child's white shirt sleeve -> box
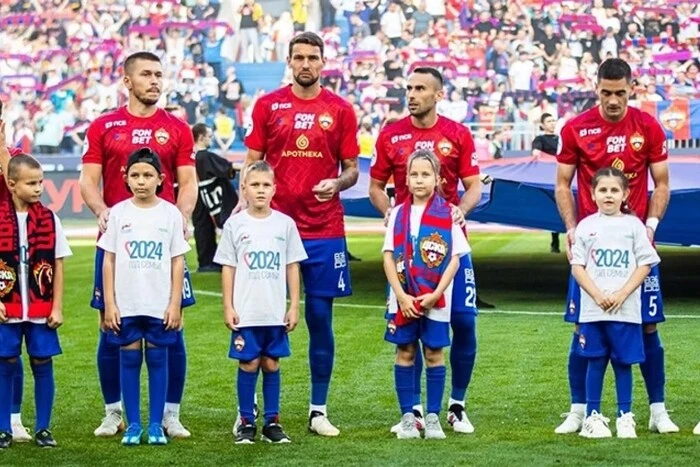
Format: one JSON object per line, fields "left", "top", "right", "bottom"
{"left": 450, "top": 224, "right": 471, "bottom": 257}
{"left": 570, "top": 224, "right": 588, "bottom": 266}
{"left": 53, "top": 214, "right": 72, "bottom": 259}
{"left": 286, "top": 217, "right": 308, "bottom": 264}
{"left": 213, "top": 218, "right": 238, "bottom": 267}
{"left": 96, "top": 208, "right": 118, "bottom": 253}
{"left": 382, "top": 207, "right": 400, "bottom": 252}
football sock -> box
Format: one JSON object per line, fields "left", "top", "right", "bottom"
{"left": 0, "top": 360, "right": 15, "bottom": 432}
{"left": 394, "top": 364, "right": 414, "bottom": 415}
{"left": 585, "top": 356, "right": 608, "bottom": 416}
{"left": 450, "top": 313, "right": 477, "bottom": 402}
{"left": 412, "top": 351, "right": 423, "bottom": 407}
{"left": 31, "top": 360, "right": 54, "bottom": 432}
{"left": 166, "top": 332, "right": 187, "bottom": 405}
{"left": 640, "top": 331, "right": 665, "bottom": 404}
{"left": 569, "top": 333, "right": 588, "bottom": 404}
{"left": 262, "top": 369, "right": 281, "bottom": 424}
{"left": 238, "top": 368, "right": 259, "bottom": 422}
{"left": 11, "top": 356, "right": 22, "bottom": 415}
{"left": 611, "top": 360, "right": 632, "bottom": 415}
{"left": 305, "top": 295, "right": 334, "bottom": 406}
{"left": 145, "top": 346, "right": 168, "bottom": 427}
{"left": 426, "top": 365, "right": 446, "bottom": 415}
{"left": 120, "top": 348, "right": 143, "bottom": 426}
{"left": 98, "top": 331, "right": 121, "bottom": 406}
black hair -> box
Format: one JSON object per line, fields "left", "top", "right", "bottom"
{"left": 597, "top": 58, "right": 632, "bottom": 84}
{"left": 411, "top": 67, "right": 444, "bottom": 88}
{"left": 124, "top": 51, "right": 162, "bottom": 75}
{"left": 288, "top": 32, "right": 325, "bottom": 59}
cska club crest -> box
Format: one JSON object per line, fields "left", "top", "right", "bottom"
{"left": 579, "top": 333, "right": 586, "bottom": 349}
{"left": 234, "top": 335, "right": 246, "bottom": 352}
{"left": 0, "top": 260, "right": 17, "bottom": 298}
{"left": 420, "top": 233, "right": 448, "bottom": 269}
{"left": 568, "top": 299, "right": 576, "bottom": 315}
{"left": 629, "top": 132, "right": 644, "bottom": 151}
{"left": 387, "top": 320, "right": 397, "bottom": 335}
{"left": 319, "top": 113, "right": 334, "bottom": 130}
{"left": 659, "top": 106, "right": 686, "bottom": 132}
{"left": 155, "top": 128, "right": 170, "bottom": 145}
{"left": 438, "top": 139, "right": 454, "bottom": 156}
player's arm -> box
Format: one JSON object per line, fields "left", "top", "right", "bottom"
{"left": 459, "top": 174, "right": 482, "bottom": 218}
{"left": 369, "top": 130, "right": 393, "bottom": 221}
{"left": 646, "top": 160, "right": 670, "bottom": 239}
{"left": 456, "top": 130, "right": 483, "bottom": 222}
{"left": 313, "top": 106, "right": 360, "bottom": 199}
{"left": 79, "top": 163, "right": 110, "bottom": 231}
{"left": 165, "top": 254, "right": 185, "bottom": 330}
{"left": 555, "top": 162, "right": 577, "bottom": 260}
{"left": 285, "top": 262, "right": 301, "bottom": 332}
{"left": 336, "top": 157, "right": 359, "bottom": 192}
{"left": 369, "top": 177, "right": 391, "bottom": 219}
{"left": 176, "top": 165, "right": 197, "bottom": 220}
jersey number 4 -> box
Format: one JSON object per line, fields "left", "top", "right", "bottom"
{"left": 338, "top": 272, "right": 346, "bottom": 292}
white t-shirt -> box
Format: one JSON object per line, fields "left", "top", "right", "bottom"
{"left": 9, "top": 212, "right": 72, "bottom": 324}
{"left": 97, "top": 199, "right": 190, "bottom": 320}
{"left": 382, "top": 204, "right": 471, "bottom": 322}
{"left": 571, "top": 213, "right": 660, "bottom": 324}
{"left": 214, "top": 210, "right": 308, "bottom": 328}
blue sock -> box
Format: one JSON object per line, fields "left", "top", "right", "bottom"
{"left": 611, "top": 360, "right": 632, "bottom": 415}
{"left": 413, "top": 351, "right": 423, "bottom": 407}
{"left": 166, "top": 332, "right": 186, "bottom": 404}
{"left": 394, "top": 364, "right": 414, "bottom": 415}
{"left": 238, "top": 368, "right": 259, "bottom": 422}
{"left": 11, "top": 356, "right": 22, "bottom": 414}
{"left": 98, "top": 331, "right": 121, "bottom": 406}
{"left": 31, "top": 360, "right": 55, "bottom": 432}
{"left": 145, "top": 346, "right": 168, "bottom": 427}
{"left": 305, "top": 295, "right": 334, "bottom": 406}
{"left": 585, "top": 357, "right": 608, "bottom": 416}
{"left": 569, "top": 333, "right": 588, "bottom": 404}
{"left": 639, "top": 331, "right": 665, "bottom": 404}
{"left": 450, "top": 314, "right": 477, "bottom": 402}
{"left": 120, "top": 348, "right": 143, "bottom": 427}
{"left": 0, "top": 360, "right": 15, "bottom": 432}
{"left": 426, "top": 365, "right": 446, "bottom": 415}
{"left": 262, "top": 369, "right": 281, "bottom": 424}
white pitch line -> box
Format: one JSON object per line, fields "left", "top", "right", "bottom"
{"left": 193, "top": 290, "right": 700, "bottom": 319}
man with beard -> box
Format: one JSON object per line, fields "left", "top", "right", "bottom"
{"left": 79, "top": 52, "right": 198, "bottom": 440}
{"left": 239, "top": 32, "right": 359, "bottom": 437}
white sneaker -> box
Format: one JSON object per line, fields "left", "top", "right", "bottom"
{"left": 423, "top": 413, "right": 446, "bottom": 439}
{"left": 447, "top": 404, "right": 474, "bottom": 434}
{"left": 309, "top": 412, "right": 340, "bottom": 437}
{"left": 11, "top": 422, "right": 31, "bottom": 442}
{"left": 649, "top": 410, "right": 679, "bottom": 433}
{"left": 693, "top": 421, "right": 700, "bottom": 435}
{"left": 390, "top": 409, "right": 424, "bottom": 434}
{"left": 94, "top": 410, "right": 125, "bottom": 437}
{"left": 616, "top": 412, "right": 637, "bottom": 438}
{"left": 555, "top": 410, "right": 585, "bottom": 434}
{"left": 579, "top": 411, "right": 612, "bottom": 439}
{"left": 163, "top": 412, "right": 191, "bottom": 438}
{"left": 395, "top": 413, "right": 420, "bottom": 439}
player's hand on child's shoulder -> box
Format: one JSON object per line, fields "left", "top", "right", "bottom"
{"left": 565, "top": 228, "right": 576, "bottom": 262}
{"left": 97, "top": 208, "right": 111, "bottom": 234}
{"left": 47, "top": 307, "right": 63, "bottom": 329}
{"left": 224, "top": 305, "right": 240, "bottom": 331}
{"left": 285, "top": 305, "right": 299, "bottom": 332}
{"left": 164, "top": 305, "right": 181, "bottom": 331}
{"left": 0, "top": 301, "right": 7, "bottom": 323}
{"left": 450, "top": 204, "right": 466, "bottom": 227}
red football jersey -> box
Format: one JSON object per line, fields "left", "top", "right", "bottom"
{"left": 371, "top": 115, "right": 480, "bottom": 205}
{"left": 557, "top": 106, "right": 667, "bottom": 221}
{"left": 245, "top": 85, "right": 359, "bottom": 239}
{"left": 82, "top": 106, "right": 195, "bottom": 207}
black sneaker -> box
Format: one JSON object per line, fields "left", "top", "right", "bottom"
{"left": 0, "top": 431, "right": 11, "bottom": 449}
{"left": 35, "top": 429, "right": 57, "bottom": 448}
{"left": 262, "top": 419, "right": 291, "bottom": 444}
{"left": 235, "top": 420, "right": 256, "bottom": 444}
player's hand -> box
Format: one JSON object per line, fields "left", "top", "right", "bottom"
{"left": 450, "top": 204, "right": 466, "bottom": 227}
{"left": 104, "top": 305, "right": 121, "bottom": 332}
{"left": 397, "top": 293, "right": 420, "bottom": 319}
{"left": 164, "top": 305, "right": 181, "bottom": 331}
{"left": 97, "top": 208, "right": 111, "bottom": 234}
{"left": 312, "top": 178, "right": 339, "bottom": 202}
{"left": 285, "top": 305, "right": 299, "bottom": 332}
{"left": 417, "top": 292, "right": 438, "bottom": 311}
{"left": 0, "top": 301, "right": 7, "bottom": 323}
{"left": 47, "top": 307, "right": 63, "bottom": 329}
{"left": 182, "top": 214, "right": 191, "bottom": 241}
{"left": 232, "top": 197, "right": 248, "bottom": 214}
{"left": 224, "top": 305, "right": 240, "bottom": 331}
{"left": 646, "top": 226, "right": 655, "bottom": 244}
{"left": 604, "top": 290, "right": 628, "bottom": 314}
{"left": 565, "top": 228, "right": 576, "bottom": 262}
{"left": 383, "top": 209, "right": 391, "bottom": 227}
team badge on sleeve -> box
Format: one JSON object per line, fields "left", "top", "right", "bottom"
{"left": 155, "top": 128, "right": 170, "bottom": 145}
{"left": 420, "top": 233, "right": 448, "bottom": 269}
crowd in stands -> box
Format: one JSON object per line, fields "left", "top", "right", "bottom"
{"left": 0, "top": 0, "right": 699, "bottom": 158}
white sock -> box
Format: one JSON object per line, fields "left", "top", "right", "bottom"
{"left": 650, "top": 402, "right": 666, "bottom": 416}
{"left": 448, "top": 398, "right": 465, "bottom": 410}
{"left": 11, "top": 413, "right": 21, "bottom": 425}
{"left": 571, "top": 403, "right": 586, "bottom": 414}
{"left": 310, "top": 404, "right": 327, "bottom": 416}
{"left": 412, "top": 404, "right": 424, "bottom": 416}
{"left": 165, "top": 403, "right": 180, "bottom": 416}
{"left": 105, "top": 402, "right": 122, "bottom": 414}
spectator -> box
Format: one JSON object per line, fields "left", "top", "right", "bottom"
{"left": 238, "top": 0, "right": 263, "bottom": 63}
{"left": 213, "top": 107, "right": 235, "bottom": 153}
{"left": 290, "top": 0, "right": 309, "bottom": 32}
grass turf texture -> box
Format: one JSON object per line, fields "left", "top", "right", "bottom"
{"left": 4, "top": 232, "right": 700, "bottom": 466}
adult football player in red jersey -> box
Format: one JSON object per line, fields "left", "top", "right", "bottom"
{"left": 240, "top": 32, "right": 359, "bottom": 437}
{"left": 78, "top": 52, "right": 198, "bottom": 440}
{"left": 369, "top": 67, "right": 482, "bottom": 435}
{"left": 554, "top": 58, "right": 676, "bottom": 434}
{"left": 0, "top": 104, "right": 33, "bottom": 443}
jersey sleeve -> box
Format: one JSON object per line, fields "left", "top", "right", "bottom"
{"left": 556, "top": 123, "right": 579, "bottom": 166}
{"left": 458, "top": 128, "right": 480, "bottom": 178}
{"left": 176, "top": 121, "right": 196, "bottom": 168}
{"left": 286, "top": 218, "right": 308, "bottom": 264}
{"left": 451, "top": 224, "right": 471, "bottom": 257}
{"left": 633, "top": 218, "right": 661, "bottom": 267}
{"left": 96, "top": 208, "right": 118, "bottom": 253}
{"left": 382, "top": 207, "right": 400, "bottom": 252}
{"left": 570, "top": 224, "right": 588, "bottom": 266}
{"left": 338, "top": 104, "right": 360, "bottom": 160}
{"left": 244, "top": 98, "right": 269, "bottom": 152}
{"left": 370, "top": 129, "right": 393, "bottom": 182}
{"left": 646, "top": 117, "right": 669, "bottom": 164}
{"left": 81, "top": 120, "right": 105, "bottom": 165}
{"left": 213, "top": 219, "right": 238, "bottom": 267}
